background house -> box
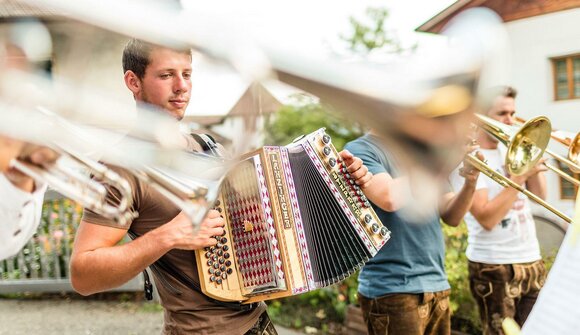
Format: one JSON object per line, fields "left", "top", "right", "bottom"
{"left": 419, "top": 0, "right": 580, "bottom": 249}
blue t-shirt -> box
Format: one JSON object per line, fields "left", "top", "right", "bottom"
{"left": 344, "top": 135, "right": 449, "bottom": 298}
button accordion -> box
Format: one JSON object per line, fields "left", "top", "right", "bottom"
{"left": 195, "top": 129, "right": 390, "bottom": 303}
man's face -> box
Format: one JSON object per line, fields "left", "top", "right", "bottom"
{"left": 136, "top": 48, "right": 192, "bottom": 120}
{"left": 488, "top": 96, "right": 516, "bottom": 126}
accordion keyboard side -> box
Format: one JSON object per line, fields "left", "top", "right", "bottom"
{"left": 303, "top": 129, "right": 391, "bottom": 252}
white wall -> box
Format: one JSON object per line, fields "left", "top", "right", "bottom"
{"left": 504, "top": 8, "right": 580, "bottom": 221}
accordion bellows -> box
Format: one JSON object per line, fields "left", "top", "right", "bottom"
{"left": 195, "top": 129, "right": 390, "bottom": 303}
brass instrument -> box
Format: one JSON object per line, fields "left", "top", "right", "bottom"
{"left": 10, "top": 152, "right": 134, "bottom": 225}
{"left": 472, "top": 114, "right": 571, "bottom": 223}
{"left": 0, "top": 104, "right": 134, "bottom": 225}
{"left": 516, "top": 116, "right": 580, "bottom": 174}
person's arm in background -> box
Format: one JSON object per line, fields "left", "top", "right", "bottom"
{"left": 440, "top": 151, "right": 483, "bottom": 227}
{"left": 0, "top": 146, "right": 56, "bottom": 260}
{"left": 343, "top": 140, "right": 410, "bottom": 212}
{"left": 469, "top": 162, "right": 546, "bottom": 231}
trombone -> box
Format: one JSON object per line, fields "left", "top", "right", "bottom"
{"left": 469, "top": 114, "right": 572, "bottom": 223}
{"left": 514, "top": 116, "right": 580, "bottom": 182}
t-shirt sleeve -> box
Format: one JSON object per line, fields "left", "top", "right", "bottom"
{"left": 81, "top": 165, "right": 139, "bottom": 229}
{"left": 344, "top": 139, "right": 389, "bottom": 176}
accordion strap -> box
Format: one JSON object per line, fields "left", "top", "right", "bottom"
{"left": 190, "top": 133, "right": 221, "bottom": 157}
{"left": 128, "top": 230, "right": 256, "bottom": 312}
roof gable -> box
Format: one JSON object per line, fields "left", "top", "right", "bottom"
{"left": 417, "top": 0, "right": 580, "bottom": 33}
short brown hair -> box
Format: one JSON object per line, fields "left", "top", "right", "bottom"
{"left": 502, "top": 86, "right": 517, "bottom": 99}
{"left": 122, "top": 39, "right": 192, "bottom": 79}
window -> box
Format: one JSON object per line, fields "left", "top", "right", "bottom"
{"left": 552, "top": 54, "right": 580, "bottom": 100}
{"left": 558, "top": 160, "right": 579, "bottom": 199}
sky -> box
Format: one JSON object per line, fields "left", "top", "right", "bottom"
{"left": 179, "top": 0, "right": 458, "bottom": 117}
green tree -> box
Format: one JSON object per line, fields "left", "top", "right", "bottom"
{"left": 264, "top": 94, "right": 363, "bottom": 149}
{"left": 341, "top": 7, "right": 415, "bottom": 55}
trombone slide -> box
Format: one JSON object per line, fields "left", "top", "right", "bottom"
{"left": 465, "top": 154, "right": 572, "bottom": 223}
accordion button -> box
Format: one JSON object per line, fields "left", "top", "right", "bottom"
{"left": 222, "top": 273, "right": 228, "bottom": 279}
{"left": 323, "top": 146, "right": 331, "bottom": 156}
{"left": 322, "top": 134, "right": 331, "bottom": 144}
{"left": 380, "top": 227, "right": 390, "bottom": 238}
{"left": 220, "top": 265, "right": 227, "bottom": 272}
{"left": 211, "top": 255, "right": 218, "bottom": 261}
{"left": 215, "top": 270, "right": 222, "bottom": 276}
{"left": 223, "top": 245, "right": 229, "bottom": 251}
{"left": 224, "top": 253, "right": 231, "bottom": 259}
{"left": 217, "top": 250, "right": 224, "bottom": 256}
{"left": 220, "top": 237, "right": 228, "bottom": 244}
{"left": 364, "top": 214, "right": 372, "bottom": 224}
{"left": 221, "top": 229, "right": 226, "bottom": 236}
{"left": 213, "top": 263, "right": 219, "bottom": 269}
{"left": 208, "top": 268, "right": 215, "bottom": 274}
{"left": 226, "top": 260, "right": 232, "bottom": 267}
{"left": 216, "top": 278, "right": 223, "bottom": 285}
{"left": 227, "top": 268, "right": 233, "bottom": 275}
{"left": 209, "top": 246, "right": 216, "bottom": 252}
{"left": 215, "top": 200, "right": 221, "bottom": 206}
{"left": 363, "top": 201, "right": 371, "bottom": 208}
{"left": 210, "top": 275, "right": 216, "bottom": 282}
{"left": 217, "top": 243, "right": 223, "bottom": 249}
{"left": 371, "top": 223, "right": 380, "bottom": 234}
{"left": 328, "top": 158, "right": 337, "bottom": 167}
{"left": 219, "top": 258, "right": 225, "bottom": 264}
{"left": 205, "top": 252, "right": 211, "bottom": 258}
{"left": 207, "top": 260, "right": 213, "bottom": 266}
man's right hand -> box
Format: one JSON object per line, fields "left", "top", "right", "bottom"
{"left": 159, "top": 209, "right": 225, "bottom": 250}
{"left": 509, "top": 157, "right": 548, "bottom": 185}
{"left": 5, "top": 145, "right": 59, "bottom": 192}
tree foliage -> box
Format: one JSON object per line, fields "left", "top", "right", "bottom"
{"left": 264, "top": 94, "right": 363, "bottom": 150}
{"left": 341, "top": 7, "right": 410, "bottom": 54}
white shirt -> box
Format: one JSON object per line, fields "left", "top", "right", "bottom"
{"left": 449, "top": 147, "right": 541, "bottom": 264}
{"left": 0, "top": 173, "right": 46, "bottom": 260}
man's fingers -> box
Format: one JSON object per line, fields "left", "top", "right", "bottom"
{"left": 206, "top": 209, "right": 221, "bottom": 219}
{"left": 349, "top": 164, "right": 369, "bottom": 180}
{"left": 338, "top": 149, "right": 353, "bottom": 162}
{"left": 357, "top": 172, "right": 373, "bottom": 189}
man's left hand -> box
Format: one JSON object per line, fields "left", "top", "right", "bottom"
{"left": 338, "top": 149, "right": 373, "bottom": 189}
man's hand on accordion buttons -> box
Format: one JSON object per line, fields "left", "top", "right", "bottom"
{"left": 339, "top": 150, "right": 373, "bottom": 189}
{"left": 164, "top": 210, "right": 225, "bottom": 250}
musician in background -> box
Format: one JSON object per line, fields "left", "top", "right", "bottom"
{"left": 449, "top": 86, "right": 547, "bottom": 335}
{"left": 0, "top": 41, "right": 56, "bottom": 260}
{"left": 344, "top": 131, "right": 481, "bottom": 335}
{"left": 70, "top": 39, "right": 373, "bottom": 335}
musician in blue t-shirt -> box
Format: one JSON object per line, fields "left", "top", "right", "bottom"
{"left": 344, "top": 132, "right": 481, "bottom": 335}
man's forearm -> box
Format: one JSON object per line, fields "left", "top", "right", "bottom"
{"left": 441, "top": 182, "right": 476, "bottom": 227}
{"left": 70, "top": 229, "right": 172, "bottom": 295}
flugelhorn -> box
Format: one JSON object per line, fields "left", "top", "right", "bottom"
{"left": 515, "top": 116, "right": 580, "bottom": 175}
{"left": 0, "top": 104, "right": 134, "bottom": 225}
{"left": 470, "top": 114, "right": 571, "bottom": 223}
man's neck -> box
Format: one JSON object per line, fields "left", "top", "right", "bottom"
{"left": 478, "top": 132, "right": 499, "bottom": 150}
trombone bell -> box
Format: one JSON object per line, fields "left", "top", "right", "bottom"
{"left": 507, "top": 116, "right": 551, "bottom": 176}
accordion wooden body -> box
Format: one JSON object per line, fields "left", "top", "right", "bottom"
{"left": 195, "top": 129, "right": 390, "bottom": 303}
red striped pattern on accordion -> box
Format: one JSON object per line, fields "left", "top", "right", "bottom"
{"left": 195, "top": 129, "right": 390, "bottom": 303}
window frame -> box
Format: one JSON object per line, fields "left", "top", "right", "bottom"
{"left": 551, "top": 53, "right": 580, "bottom": 101}
{"left": 557, "top": 160, "right": 579, "bottom": 200}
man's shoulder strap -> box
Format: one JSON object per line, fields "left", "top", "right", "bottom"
{"left": 190, "top": 133, "right": 221, "bottom": 157}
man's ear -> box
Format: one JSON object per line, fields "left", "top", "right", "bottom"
{"left": 124, "top": 70, "right": 141, "bottom": 96}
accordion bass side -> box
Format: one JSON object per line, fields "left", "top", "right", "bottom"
{"left": 195, "top": 129, "right": 390, "bottom": 303}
